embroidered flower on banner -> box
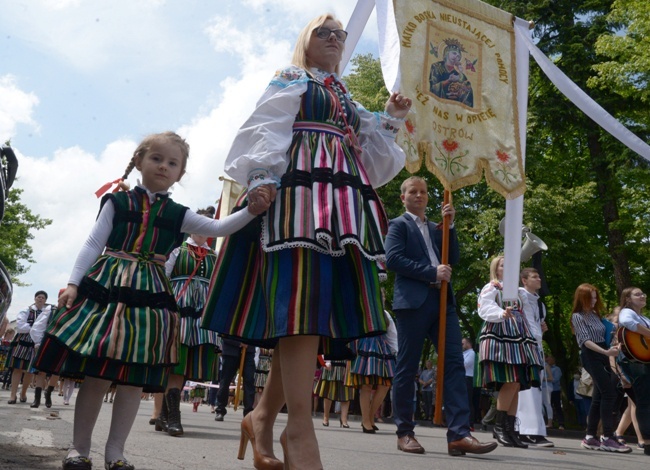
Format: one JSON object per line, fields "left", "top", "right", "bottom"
{"left": 400, "top": 119, "right": 418, "bottom": 164}
{"left": 434, "top": 139, "right": 468, "bottom": 176}
{"left": 494, "top": 149, "right": 518, "bottom": 184}
{"left": 442, "top": 139, "right": 460, "bottom": 152}
{"left": 496, "top": 150, "right": 510, "bottom": 163}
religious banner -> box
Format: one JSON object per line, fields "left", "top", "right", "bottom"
{"left": 393, "top": 0, "right": 525, "bottom": 198}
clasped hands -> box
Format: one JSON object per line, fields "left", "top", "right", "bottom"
{"left": 247, "top": 184, "right": 277, "bottom": 215}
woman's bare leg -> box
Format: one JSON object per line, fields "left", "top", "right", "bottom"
{"left": 322, "top": 398, "right": 332, "bottom": 425}
{"left": 369, "top": 385, "right": 390, "bottom": 427}
{"left": 249, "top": 343, "right": 285, "bottom": 459}
{"left": 359, "top": 385, "right": 373, "bottom": 429}
{"left": 279, "top": 335, "right": 322, "bottom": 469}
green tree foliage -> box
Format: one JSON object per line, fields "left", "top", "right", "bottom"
{"left": 345, "top": 0, "right": 650, "bottom": 411}
{"left": 589, "top": 0, "right": 650, "bottom": 104}
{"left": 0, "top": 188, "right": 52, "bottom": 284}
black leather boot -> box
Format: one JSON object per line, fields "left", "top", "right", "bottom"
{"left": 166, "top": 388, "right": 184, "bottom": 437}
{"left": 155, "top": 394, "right": 168, "bottom": 432}
{"left": 44, "top": 385, "right": 55, "bottom": 408}
{"left": 493, "top": 410, "right": 515, "bottom": 447}
{"left": 30, "top": 387, "right": 42, "bottom": 408}
{"left": 506, "top": 415, "right": 528, "bottom": 448}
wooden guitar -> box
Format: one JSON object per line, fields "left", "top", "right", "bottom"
{"left": 617, "top": 327, "right": 650, "bottom": 364}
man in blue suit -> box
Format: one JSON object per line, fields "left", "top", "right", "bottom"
{"left": 385, "top": 176, "right": 496, "bottom": 456}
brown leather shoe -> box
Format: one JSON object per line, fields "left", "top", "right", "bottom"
{"left": 397, "top": 435, "right": 425, "bottom": 454}
{"left": 448, "top": 436, "right": 498, "bottom": 456}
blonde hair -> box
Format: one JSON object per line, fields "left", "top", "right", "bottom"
{"left": 123, "top": 131, "right": 190, "bottom": 180}
{"left": 400, "top": 176, "right": 427, "bottom": 195}
{"left": 292, "top": 13, "right": 344, "bottom": 75}
{"left": 489, "top": 255, "right": 504, "bottom": 283}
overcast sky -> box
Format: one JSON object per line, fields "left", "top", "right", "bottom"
{"left": 2, "top": 0, "right": 381, "bottom": 320}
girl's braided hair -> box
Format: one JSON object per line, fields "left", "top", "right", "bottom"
{"left": 122, "top": 131, "right": 190, "bottom": 180}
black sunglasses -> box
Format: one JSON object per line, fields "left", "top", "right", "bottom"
{"left": 315, "top": 27, "right": 348, "bottom": 43}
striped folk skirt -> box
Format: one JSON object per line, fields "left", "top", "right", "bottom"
{"left": 254, "top": 353, "right": 272, "bottom": 389}
{"left": 33, "top": 254, "right": 180, "bottom": 392}
{"left": 4, "top": 333, "right": 34, "bottom": 371}
{"left": 314, "top": 361, "right": 356, "bottom": 402}
{"left": 172, "top": 344, "right": 218, "bottom": 382}
{"left": 202, "top": 238, "right": 386, "bottom": 354}
{"left": 477, "top": 317, "right": 543, "bottom": 391}
{"left": 345, "top": 336, "right": 395, "bottom": 388}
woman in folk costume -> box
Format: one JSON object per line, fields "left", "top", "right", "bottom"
{"left": 477, "top": 256, "right": 543, "bottom": 449}
{"left": 315, "top": 358, "right": 355, "bottom": 428}
{"left": 5, "top": 291, "right": 52, "bottom": 405}
{"left": 345, "top": 309, "right": 398, "bottom": 433}
{"left": 28, "top": 294, "right": 61, "bottom": 409}
{"left": 153, "top": 206, "right": 223, "bottom": 437}
{"left": 201, "top": 13, "right": 410, "bottom": 470}
{"left": 33, "top": 131, "right": 273, "bottom": 470}
{"left": 254, "top": 348, "right": 273, "bottom": 407}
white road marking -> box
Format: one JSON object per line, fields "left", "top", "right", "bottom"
{"left": 0, "top": 429, "right": 54, "bottom": 447}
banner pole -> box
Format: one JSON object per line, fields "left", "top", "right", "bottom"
{"left": 433, "top": 189, "right": 451, "bottom": 425}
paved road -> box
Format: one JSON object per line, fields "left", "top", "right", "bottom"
{"left": 0, "top": 387, "right": 646, "bottom": 469}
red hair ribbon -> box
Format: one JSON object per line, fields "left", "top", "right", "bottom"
{"left": 95, "top": 178, "right": 125, "bottom": 198}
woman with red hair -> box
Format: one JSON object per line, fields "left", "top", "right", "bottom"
{"left": 570, "top": 283, "right": 630, "bottom": 453}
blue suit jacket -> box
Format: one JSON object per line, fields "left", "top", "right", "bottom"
{"left": 385, "top": 213, "right": 460, "bottom": 311}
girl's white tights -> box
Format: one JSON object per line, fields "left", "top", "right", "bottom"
{"left": 105, "top": 384, "right": 142, "bottom": 462}
{"left": 67, "top": 376, "right": 143, "bottom": 464}
{"left": 63, "top": 379, "right": 76, "bottom": 403}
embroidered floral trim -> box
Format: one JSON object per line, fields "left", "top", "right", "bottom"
{"left": 246, "top": 169, "right": 280, "bottom": 189}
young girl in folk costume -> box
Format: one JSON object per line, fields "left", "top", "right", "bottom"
{"left": 155, "top": 205, "right": 222, "bottom": 437}
{"left": 33, "top": 132, "right": 274, "bottom": 470}
{"left": 476, "top": 256, "right": 543, "bottom": 449}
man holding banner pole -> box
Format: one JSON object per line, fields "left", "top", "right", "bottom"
{"left": 385, "top": 176, "right": 497, "bottom": 456}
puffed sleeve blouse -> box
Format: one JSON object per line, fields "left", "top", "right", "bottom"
{"left": 224, "top": 66, "right": 406, "bottom": 189}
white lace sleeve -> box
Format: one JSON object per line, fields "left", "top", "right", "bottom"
{"left": 224, "top": 66, "right": 309, "bottom": 188}
{"left": 181, "top": 208, "right": 255, "bottom": 238}
{"left": 29, "top": 305, "right": 52, "bottom": 345}
{"left": 384, "top": 310, "right": 399, "bottom": 354}
{"left": 477, "top": 282, "right": 506, "bottom": 323}
{"left": 355, "top": 105, "right": 406, "bottom": 188}
{"left": 68, "top": 201, "right": 114, "bottom": 286}
{"left": 165, "top": 247, "right": 181, "bottom": 277}
{"left": 15, "top": 308, "right": 31, "bottom": 333}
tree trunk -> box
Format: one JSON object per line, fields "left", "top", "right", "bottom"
{"left": 587, "top": 128, "right": 632, "bottom": 295}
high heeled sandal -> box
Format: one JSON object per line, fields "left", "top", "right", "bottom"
{"left": 280, "top": 431, "right": 289, "bottom": 470}
{"left": 238, "top": 413, "right": 283, "bottom": 470}
{"left": 339, "top": 418, "right": 349, "bottom": 429}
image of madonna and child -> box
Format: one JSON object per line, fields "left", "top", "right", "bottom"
{"left": 32, "top": 131, "right": 275, "bottom": 470}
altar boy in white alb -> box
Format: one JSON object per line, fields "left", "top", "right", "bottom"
{"left": 516, "top": 268, "right": 554, "bottom": 447}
